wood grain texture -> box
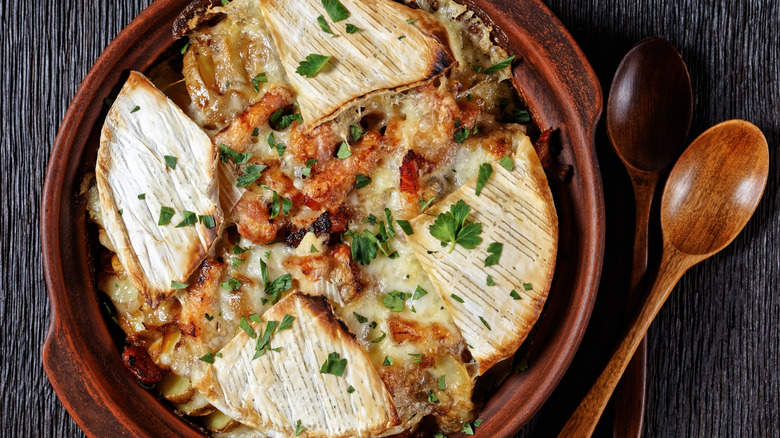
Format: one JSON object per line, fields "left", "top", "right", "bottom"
{"left": 2, "top": 0, "right": 778, "bottom": 437}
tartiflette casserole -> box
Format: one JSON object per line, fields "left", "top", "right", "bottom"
{"left": 85, "top": 0, "right": 558, "bottom": 436}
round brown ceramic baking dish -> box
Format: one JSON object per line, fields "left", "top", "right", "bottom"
{"left": 41, "top": 0, "right": 604, "bottom": 436}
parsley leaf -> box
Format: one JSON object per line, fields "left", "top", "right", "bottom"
{"left": 480, "top": 316, "right": 492, "bottom": 330}
{"left": 475, "top": 163, "right": 493, "bottom": 196}
{"left": 137, "top": 193, "right": 146, "bottom": 200}
{"left": 428, "top": 389, "right": 440, "bottom": 403}
{"left": 130, "top": 105, "right": 140, "bottom": 113}
{"left": 320, "top": 352, "right": 348, "bottom": 376}
{"left": 371, "top": 331, "right": 386, "bottom": 343}
{"left": 450, "top": 293, "right": 464, "bottom": 303}
{"left": 486, "top": 275, "right": 496, "bottom": 286}
{"left": 302, "top": 158, "right": 317, "bottom": 178}
{"left": 396, "top": 220, "right": 414, "bottom": 235}
{"left": 220, "top": 277, "right": 241, "bottom": 292}
{"left": 383, "top": 290, "right": 409, "bottom": 312}
{"left": 437, "top": 375, "right": 446, "bottom": 390}
{"left": 175, "top": 210, "right": 197, "bottom": 228}
{"left": 310, "top": 244, "right": 318, "bottom": 253}
{"left": 236, "top": 164, "right": 267, "bottom": 188}
{"left": 510, "top": 289, "right": 522, "bottom": 300}
{"left": 199, "top": 215, "right": 216, "bottom": 229}
{"left": 219, "top": 144, "right": 252, "bottom": 164}
{"left": 321, "top": 0, "right": 349, "bottom": 22}
{"left": 253, "top": 320, "right": 279, "bottom": 359}
{"left": 345, "top": 23, "right": 360, "bottom": 33}
{"left": 406, "top": 18, "right": 418, "bottom": 24}
{"left": 296, "top": 54, "right": 331, "bottom": 78}
{"left": 336, "top": 142, "right": 352, "bottom": 158}
{"left": 355, "top": 173, "right": 371, "bottom": 189}
{"left": 171, "top": 281, "right": 188, "bottom": 290}
{"left": 428, "top": 200, "right": 483, "bottom": 253}
{"left": 295, "top": 419, "right": 305, "bottom": 436}
{"left": 278, "top": 314, "right": 295, "bottom": 331}
{"left": 199, "top": 353, "right": 215, "bottom": 363}
{"left": 485, "top": 242, "right": 503, "bottom": 266}
{"left": 347, "top": 385, "right": 355, "bottom": 393}
{"left": 317, "top": 15, "right": 336, "bottom": 36}
{"left": 524, "top": 282, "right": 534, "bottom": 291}
{"left": 164, "top": 155, "right": 178, "bottom": 169}
{"left": 482, "top": 55, "right": 515, "bottom": 74}
{"left": 454, "top": 126, "right": 470, "bottom": 143}
{"left": 266, "top": 133, "right": 286, "bottom": 156}
{"left": 411, "top": 285, "right": 428, "bottom": 301}
{"left": 239, "top": 316, "right": 256, "bottom": 338}
{"left": 251, "top": 73, "right": 267, "bottom": 91}
{"left": 505, "top": 108, "right": 531, "bottom": 123}
{"left": 180, "top": 42, "right": 189, "bottom": 55}
{"left": 350, "top": 123, "right": 364, "bottom": 141}
{"left": 383, "top": 356, "right": 393, "bottom": 366}
{"left": 348, "top": 231, "right": 377, "bottom": 265}
{"left": 419, "top": 196, "right": 437, "bottom": 212}
{"left": 270, "top": 108, "right": 303, "bottom": 130}
{"left": 158, "top": 206, "right": 175, "bottom": 225}
{"left": 461, "top": 423, "right": 475, "bottom": 435}
{"left": 353, "top": 312, "right": 368, "bottom": 323}
{"left": 499, "top": 155, "right": 514, "bottom": 171}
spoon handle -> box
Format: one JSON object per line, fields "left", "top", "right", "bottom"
{"left": 558, "top": 244, "right": 690, "bottom": 437}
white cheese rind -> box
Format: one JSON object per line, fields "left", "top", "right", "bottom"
{"left": 194, "top": 292, "right": 399, "bottom": 437}
{"left": 259, "top": 0, "right": 455, "bottom": 129}
{"left": 96, "top": 71, "right": 223, "bottom": 308}
{"left": 407, "top": 135, "right": 557, "bottom": 374}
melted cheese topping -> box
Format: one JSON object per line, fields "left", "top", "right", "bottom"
{"left": 88, "top": 0, "right": 552, "bottom": 436}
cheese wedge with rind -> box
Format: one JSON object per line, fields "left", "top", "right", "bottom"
{"left": 96, "top": 71, "right": 222, "bottom": 308}
{"left": 259, "top": 0, "right": 455, "bottom": 128}
{"left": 406, "top": 134, "right": 557, "bottom": 375}
{"left": 193, "top": 292, "right": 399, "bottom": 437}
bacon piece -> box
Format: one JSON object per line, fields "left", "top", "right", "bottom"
{"left": 213, "top": 87, "right": 295, "bottom": 153}
{"left": 258, "top": 165, "right": 303, "bottom": 206}
{"left": 328, "top": 243, "right": 363, "bottom": 302}
{"left": 287, "top": 120, "right": 341, "bottom": 163}
{"left": 122, "top": 344, "right": 163, "bottom": 385}
{"left": 303, "top": 132, "right": 384, "bottom": 210}
{"left": 399, "top": 150, "right": 422, "bottom": 196}
{"left": 232, "top": 192, "right": 287, "bottom": 244}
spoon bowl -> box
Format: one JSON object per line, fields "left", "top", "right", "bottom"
{"left": 663, "top": 120, "right": 769, "bottom": 256}
{"left": 559, "top": 119, "right": 768, "bottom": 437}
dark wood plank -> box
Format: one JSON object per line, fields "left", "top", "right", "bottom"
{"left": 2, "top": 0, "right": 777, "bottom": 436}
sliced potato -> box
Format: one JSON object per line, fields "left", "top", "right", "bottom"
{"left": 203, "top": 410, "right": 240, "bottom": 433}
{"left": 158, "top": 372, "right": 195, "bottom": 405}
{"left": 175, "top": 390, "right": 216, "bottom": 417}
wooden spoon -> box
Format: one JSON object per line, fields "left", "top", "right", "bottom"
{"left": 559, "top": 120, "right": 769, "bottom": 437}
{"left": 606, "top": 37, "right": 692, "bottom": 436}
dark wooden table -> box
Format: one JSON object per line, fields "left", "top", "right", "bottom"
{"left": 3, "top": 0, "right": 777, "bottom": 436}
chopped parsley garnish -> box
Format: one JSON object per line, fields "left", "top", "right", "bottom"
{"left": 310, "top": 244, "right": 318, "bottom": 253}
{"left": 353, "top": 312, "right": 368, "bottom": 323}
{"left": 398, "top": 34, "right": 407, "bottom": 40}
{"left": 475, "top": 163, "right": 493, "bottom": 196}
{"left": 221, "top": 0, "right": 229, "bottom": 5}
{"left": 406, "top": 18, "right": 418, "bottom": 24}
{"left": 383, "top": 356, "right": 393, "bottom": 366}
{"left": 350, "top": 123, "right": 364, "bottom": 141}
{"left": 269, "top": 108, "right": 303, "bottom": 130}
{"left": 267, "top": 132, "right": 286, "bottom": 157}
{"left": 461, "top": 423, "right": 476, "bottom": 435}
{"left": 251, "top": 73, "right": 267, "bottom": 91}
{"left": 485, "top": 242, "right": 503, "bottom": 267}
{"left": 510, "top": 289, "right": 522, "bottom": 300}
{"left": 437, "top": 375, "right": 446, "bottom": 390}
{"left": 205, "top": 313, "right": 214, "bottom": 321}
{"left": 249, "top": 313, "right": 262, "bottom": 323}
{"left": 450, "top": 293, "right": 464, "bottom": 303}
{"left": 253, "top": 320, "right": 279, "bottom": 359}
{"left": 347, "top": 385, "right": 355, "bottom": 393}
{"left": 236, "top": 164, "right": 267, "bottom": 188}
{"left": 317, "top": 15, "right": 336, "bottom": 36}
{"left": 175, "top": 210, "right": 197, "bottom": 228}
{"left": 251, "top": 127, "right": 260, "bottom": 137}
{"left": 363, "top": 213, "right": 377, "bottom": 226}
{"left": 218, "top": 143, "right": 251, "bottom": 164}
{"left": 233, "top": 244, "right": 248, "bottom": 254}
{"left": 348, "top": 231, "right": 377, "bottom": 265}
{"left": 499, "top": 155, "right": 515, "bottom": 171}
{"left": 419, "top": 196, "right": 437, "bottom": 212}
{"left": 355, "top": 173, "right": 371, "bottom": 189}
{"left": 411, "top": 285, "right": 428, "bottom": 301}
{"left": 383, "top": 290, "right": 409, "bottom": 312}
{"left": 302, "top": 158, "right": 317, "bottom": 178}
{"left": 396, "top": 220, "right": 413, "bottom": 235}
{"left": 137, "top": 193, "right": 146, "bottom": 200}
{"left": 320, "top": 352, "right": 348, "bottom": 376}
{"left": 199, "top": 215, "right": 216, "bottom": 229}
{"left": 336, "top": 142, "right": 352, "bottom": 158}
{"left": 505, "top": 108, "right": 531, "bottom": 124}
{"left": 220, "top": 277, "right": 241, "bottom": 292}
{"left": 171, "top": 281, "right": 188, "bottom": 290}
{"left": 295, "top": 419, "right": 305, "bottom": 436}
{"left": 164, "top": 155, "right": 178, "bottom": 169}
{"left": 524, "top": 282, "right": 534, "bottom": 291}
{"left": 225, "top": 79, "right": 230, "bottom": 88}
{"left": 369, "top": 321, "right": 377, "bottom": 329}
{"left": 130, "top": 105, "right": 140, "bottom": 113}
{"left": 104, "top": 98, "right": 114, "bottom": 107}
{"left": 259, "top": 259, "right": 292, "bottom": 305}
{"left": 479, "top": 316, "right": 492, "bottom": 330}
{"left": 434, "top": 433, "right": 448, "bottom": 438}
{"left": 239, "top": 316, "right": 256, "bottom": 338}
{"left": 296, "top": 54, "right": 332, "bottom": 78}
{"left": 278, "top": 314, "right": 295, "bottom": 331}
{"left": 486, "top": 275, "right": 496, "bottom": 286}
{"left": 118, "top": 209, "right": 123, "bottom": 216}
{"left": 428, "top": 389, "right": 440, "bottom": 403}
{"left": 322, "top": 0, "right": 349, "bottom": 21}
{"left": 428, "top": 200, "right": 483, "bottom": 253}
{"left": 158, "top": 206, "right": 175, "bottom": 225}
{"left": 467, "top": 93, "right": 473, "bottom": 101}
{"left": 199, "top": 353, "right": 215, "bottom": 363}
{"left": 514, "top": 357, "right": 529, "bottom": 373}
{"left": 269, "top": 191, "right": 293, "bottom": 219}
{"left": 371, "top": 331, "right": 387, "bottom": 343}
{"left": 345, "top": 23, "right": 360, "bottom": 33}
{"left": 180, "top": 42, "right": 189, "bottom": 55}
{"left": 482, "top": 55, "right": 515, "bottom": 75}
